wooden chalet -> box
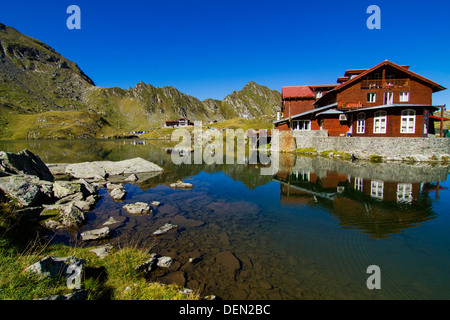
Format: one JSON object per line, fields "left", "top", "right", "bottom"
{"left": 274, "top": 60, "right": 447, "bottom": 137}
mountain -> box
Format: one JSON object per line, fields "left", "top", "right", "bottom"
{"left": 0, "top": 23, "right": 280, "bottom": 139}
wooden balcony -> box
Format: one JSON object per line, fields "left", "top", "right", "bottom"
{"left": 337, "top": 101, "right": 365, "bottom": 110}
{"left": 361, "top": 79, "right": 409, "bottom": 89}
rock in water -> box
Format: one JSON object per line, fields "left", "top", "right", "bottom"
{"left": 80, "top": 227, "right": 111, "bottom": 241}
{"left": 0, "top": 149, "right": 54, "bottom": 182}
{"left": 65, "top": 158, "right": 163, "bottom": 179}
{"left": 153, "top": 223, "right": 178, "bottom": 235}
{"left": 123, "top": 202, "right": 151, "bottom": 215}
{"left": 109, "top": 188, "right": 126, "bottom": 201}
{"left": 169, "top": 181, "right": 193, "bottom": 189}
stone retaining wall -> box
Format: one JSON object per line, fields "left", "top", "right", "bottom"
{"left": 287, "top": 130, "right": 450, "bottom": 161}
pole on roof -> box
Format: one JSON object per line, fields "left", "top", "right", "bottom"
{"left": 440, "top": 105, "right": 446, "bottom": 138}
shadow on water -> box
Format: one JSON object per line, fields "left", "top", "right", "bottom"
{"left": 1, "top": 139, "right": 450, "bottom": 299}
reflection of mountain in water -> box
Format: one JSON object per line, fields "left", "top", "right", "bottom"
{"left": 274, "top": 154, "right": 449, "bottom": 239}
{"left": 0, "top": 139, "right": 273, "bottom": 190}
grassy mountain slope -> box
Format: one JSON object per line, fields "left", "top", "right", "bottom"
{"left": 0, "top": 22, "right": 280, "bottom": 140}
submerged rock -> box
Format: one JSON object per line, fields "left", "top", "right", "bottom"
{"left": 153, "top": 223, "right": 178, "bottom": 235}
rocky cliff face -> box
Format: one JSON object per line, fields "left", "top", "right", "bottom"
{"left": 0, "top": 22, "right": 280, "bottom": 138}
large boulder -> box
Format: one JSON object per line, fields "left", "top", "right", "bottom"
{"left": 65, "top": 158, "right": 164, "bottom": 179}
{"left": 0, "top": 149, "right": 53, "bottom": 182}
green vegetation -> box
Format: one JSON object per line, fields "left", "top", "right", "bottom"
{"left": 0, "top": 202, "right": 199, "bottom": 300}
{"left": 209, "top": 116, "right": 273, "bottom": 131}
{"left": 370, "top": 155, "right": 384, "bottom": 163}
{"left": 292, "top": 148, "right": 318, "bottom": 155}
{"left": 0, "top": 23, "right": 280, "bottom": 141}
{"left": 320, "top": 150, "right": 352, "bottom": 160}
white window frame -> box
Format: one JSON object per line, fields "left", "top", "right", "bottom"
{"left": 356, "top": 112, "right": 366, "bottom": 134}
{"left": 399, "top": 91, "right": 410, "bottom": 102}
{"left": 384, "top": 91, "right": 394, "bottom": 105}
{"left": 292, "top": 120, "right": 311, "bottom": 131}
{"left": 397, "top": 183, "right": 413, "bottom": 204}
{"left": 400, "top": 109, "right": 416, "bottom": 134}
{"left": 354, "top": 177, "right": 363, "bottom": 192}
{"left": 371, "top": 180, "right": 384, "bottom": 200}
{"left": 373, "top": 110, "right": 387, "bottom": 134}
{"left": 367, "top": 92, "right": 376, "bottom": 103}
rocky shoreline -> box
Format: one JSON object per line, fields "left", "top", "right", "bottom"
{"left": 0, "top": 149, "right": 205, "bottom": 300}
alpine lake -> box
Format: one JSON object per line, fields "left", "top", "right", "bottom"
{"left": 1, "top": 139, "right": 449, "bottom": 300}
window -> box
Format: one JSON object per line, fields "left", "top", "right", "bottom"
{"left": 367, "top": 92, "right": 376, "bottom": 103}
{"left": 399, "top": 92, "right": 410, "bottom": 102}
{"left": 400, "top": 109, "right": 415, "bottom": 133}
{"left": 354, "top": 177, "right": 363, "bottom": 192}
{"left": 316, "top": 91, "right": 323, "bottom": 99}
{"left": 357, "top": 113, "right": 366, "bottom": 134}
{"left": 292, "top": 120, "right": 311, "bottom": 131}
{"left": 371, "top": 180, "right": 384, "bottom": 200}
{"left": 373, "top": 110, "right": 387, "bottom": 134}
{"left": 384, "top": 91, "right": 394, "bottom": 104}
{"left": 397, "top": 184, "right": 413, "bottom": 204}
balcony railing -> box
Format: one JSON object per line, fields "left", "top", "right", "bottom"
{"left": 361, "top": 79, "right": 409, "bottom": 89}
{"left": 338, "top": 101, "right": 365, "bottom": 110}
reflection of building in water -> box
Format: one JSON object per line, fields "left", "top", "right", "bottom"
{"left": 273, "top": 156, "right": 447, "bottom": 238}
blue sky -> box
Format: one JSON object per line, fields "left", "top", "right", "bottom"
{"left": 1, "top": 0, "right": 449, "bottom": 105}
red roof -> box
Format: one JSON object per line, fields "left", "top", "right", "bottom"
{"left": 282, "top": 86, "right": 315, "bottom": 99}
{"left": 430, "top": 115, "right": 450, "bottom": 121}
{"left": 335, "top": 60, "right": 446, "bottom": 93}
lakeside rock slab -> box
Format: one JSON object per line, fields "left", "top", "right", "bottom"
{"left": 64, "top": 157, "right": 164, "bottom": 179}
{"left": 0, "top": 149, "right": 54, "bottom": 182}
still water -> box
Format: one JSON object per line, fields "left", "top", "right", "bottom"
{"left": 1, "top": 139, "right": 449, "bottom": 300}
